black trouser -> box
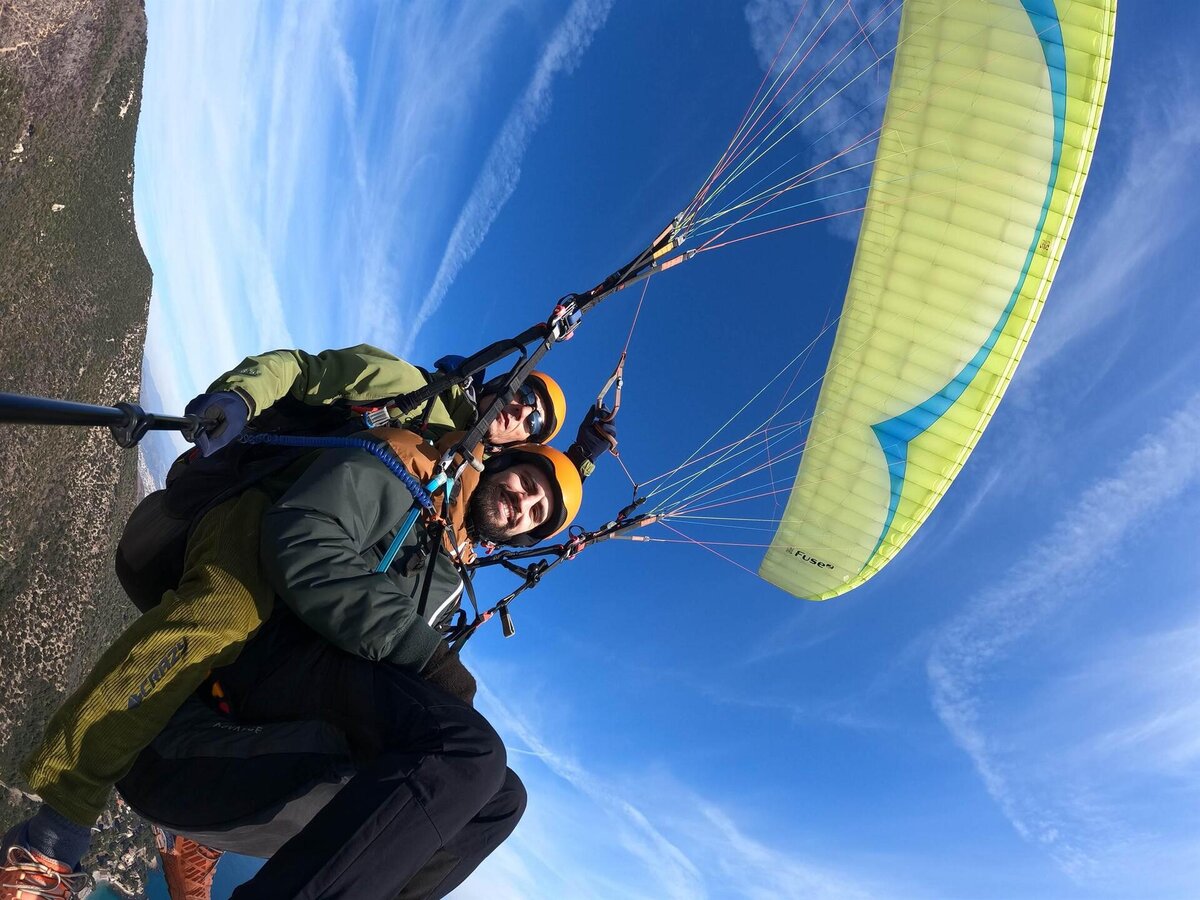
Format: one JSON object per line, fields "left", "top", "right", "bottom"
{"left": 210, "top": 613, "right": 525, "bottom": 900}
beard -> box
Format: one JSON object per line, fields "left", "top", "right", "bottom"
{"left": 467, "top": 475, "right": 515, "bottom": 544}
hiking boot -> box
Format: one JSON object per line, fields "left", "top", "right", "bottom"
{"left": 154, "top": 827, "right": 223, "bottom": 900}
{"left": 0, "top": 845, "right": 89, "bottom": 900}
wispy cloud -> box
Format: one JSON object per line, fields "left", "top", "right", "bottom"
{"left": 688, "top": 804, "right": 874, "bottom": 900}
{"left": 927, "top": 391, "right": 1200, "bottom": 881}
{"left": 405, "top": 0, "right": 615, "bottom": 353}
{"left": 138, "top": 1, "right": 532, "bottom": 417}
{"left": 1022, "top": 94, "right": 1200, "bottom": 381}
{"left": 480, "top": 681, "right": 705, "bottom": 900}
{"left": 1074, "top": 618, "right": 1200, "bottom": 778}
{"left": 467, "top": 680, "right": 881, "bottom": 900}
{"left": 138, "top": 1, "right": 309, "bottom": 420}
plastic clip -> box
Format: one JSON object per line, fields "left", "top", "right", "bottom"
{"left": 361, "top": 405, "right": 393, "bottom": 429}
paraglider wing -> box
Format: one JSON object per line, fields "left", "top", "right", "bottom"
{"left": 759, "top": 0, "right": 1116, "bottom": 600}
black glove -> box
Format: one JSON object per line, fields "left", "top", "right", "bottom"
{"left": 420, "top": 642, "right": 477, "bottom": 706}
{"left": 184, "top": 390, "right": 249, "bottom": 457}
{"left": 567, "top": 403, "right": 618, "bottom": 478}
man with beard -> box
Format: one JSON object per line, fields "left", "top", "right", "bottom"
{"left": 1, "top": 429, "right": 582, "bottom": 900}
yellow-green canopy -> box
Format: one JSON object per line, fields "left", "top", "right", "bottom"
{"left": 759, "top": 0, "right": 1117, "bottom": 599}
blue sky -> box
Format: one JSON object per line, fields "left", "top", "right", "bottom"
{"left": 134, "top": 2, "right": 1200, "bottom": 898}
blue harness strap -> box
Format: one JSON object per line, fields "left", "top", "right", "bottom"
{"left": 375, "top": 473, "right": 453, "bottom": 574}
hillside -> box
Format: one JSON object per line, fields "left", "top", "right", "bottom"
{"left": 0, "top": 0, "right": 156, "bottom": 892}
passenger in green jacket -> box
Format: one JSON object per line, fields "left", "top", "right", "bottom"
{"left": 184, "top": 344, "right": 570, "bottom": 455}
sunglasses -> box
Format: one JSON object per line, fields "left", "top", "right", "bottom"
{"left": 514, "top": 384, "right": 545, "bottom": 438}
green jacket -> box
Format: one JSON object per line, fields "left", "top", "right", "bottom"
{"left": 259, "top": 428, "right": 480, "bottom": 672}
{"left": 209, "top": 344, "right": 477, "bottom": 441}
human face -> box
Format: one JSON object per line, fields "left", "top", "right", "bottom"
{"left": 469, "top": 462, "right": 556, "bottom": 543}
{"left": 480, "top": 386, "right": 546, "bottom": 446}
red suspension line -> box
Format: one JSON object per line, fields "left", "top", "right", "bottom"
{"left": 847, "top": 0, "right": 882, "bottom": 63}
{"left": 697, "top": 79, "right": 893, "bottom": 253}
{"left": 697, "top": 43, "right": 1019, "bottom": 255}
{"left": 690, "top": 0, "right": 836, "bottom": 219}
{"left": 701, "top": 0, "right": 1009, "bottom": 247}
{"left": 638, "top": 418, "right": 811, "bottom": 489}
{"left": 661, "top": 441, "right": 810, "bottom": 513}
{"left": 699, "top": 0, "right": 903, "bottom": 219}
{"left": 622, "top": 275, "right": 651, "bottom": 357}
{"left": 685, "top": 0, "right": 811, "bottom": 222}
{"left": 763, "top": 316, "right": 823, "bottom": 516}
{"left": 700, "top": 202, "right": 866, "bottom": 253}
{"left": 652, "top": 537, "right": 774, "bottom": 548}
{"left": 670, "top": 483, "right": 797, "bottom": 517}
{"left": 615, "top": 451, "right": 639, "bottom": 492}
{"left": 696, "top": 0, "right": 853, "bottom": 218}
{"left": 658, "top": 521, "right": 764, "bottom": 578}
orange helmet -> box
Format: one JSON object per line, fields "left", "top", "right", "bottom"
{"left": 525, "top": 371, "right": 566, "bottom": 443}
{"left": 484, "top": 442, "right": 582, "bottom": 545}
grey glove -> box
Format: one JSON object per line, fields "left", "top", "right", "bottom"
{"left": 184, "top": 390, "right": 249, "bottom": 456}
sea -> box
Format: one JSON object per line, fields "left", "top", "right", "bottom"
{"left": 89, "top": 853, "right": 265, "bottom": 899}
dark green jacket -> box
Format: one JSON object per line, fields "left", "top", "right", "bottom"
{"left": 259, "top": 429, "right": 479, "bottom": 672}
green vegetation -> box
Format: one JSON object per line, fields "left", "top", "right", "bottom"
{"left": 0, "top": 0, "right": 155, "bottom": 889}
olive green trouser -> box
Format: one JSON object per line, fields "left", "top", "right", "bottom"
{"left": 22, "top": 490, "right": 274, "bottom": 826}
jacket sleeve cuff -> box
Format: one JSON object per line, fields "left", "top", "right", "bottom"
{"left": 229, "top": 386, "right": 257, "bottom": 418}
{"left": 384, "top": 620, "right": 444, "bottom": 671}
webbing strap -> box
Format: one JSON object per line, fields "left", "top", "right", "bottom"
{"left": 375, "top": 474, "right": 449, "bottom": 574}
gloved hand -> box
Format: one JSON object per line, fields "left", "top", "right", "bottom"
{"left": 433, "top": 354, "right": 484, "bottom": 397}
{"left": 184, "top": 390, "right": 249, "bottom": 457}
{"left": 420, "top": 642, "right": 477, "bottom": 706}
{"left": 567, "top": 403, "right": 618, "bottom": 478}
{"left": 433, "top": 354, "right": 466, "bottom": 373}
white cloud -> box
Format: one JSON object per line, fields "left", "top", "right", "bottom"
{"left": 1073, "top": 619, "right": 1200, "bottom": 778}
{"left": 927, "top": 391, "right": 1200, "bottom": 882}
{"left": 138, "top": 1, "right": 531, "bottom": 409}
{"left": 327, "top": 0, "right": 527, "bottom": 342}
{"left": 405, "top": 0, "right": 615, "bottom": 353}
{"left": 138, "top": 0, "right": 301, "bottom": 410}
{"left": 479, "top": 681, "right": 705, "bottom": 900}
{"left": 687, "top": 803, "right": 875, "bottom": 900}
{"left": 457, "top": 679, "right": 881, "bottom": 900}
{"left": 1022, "top": 96, "right": 1200, "bottom": 381}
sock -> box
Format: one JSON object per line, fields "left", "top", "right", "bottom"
{"left": 22, "top": 806, "right": 92, "bottom": 870}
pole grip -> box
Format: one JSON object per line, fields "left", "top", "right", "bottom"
{"left": 499, "top": 605, "right": 516, "bottom": 638}
{"left": 0, "top": 392, "right": 197, "bottom": 447}
{"left": 0, "top": 392, "right": 129, "bottom": 427}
